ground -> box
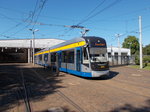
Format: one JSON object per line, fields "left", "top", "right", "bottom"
{"left": 0, "top": 63, "right": 150, "bottom": 112}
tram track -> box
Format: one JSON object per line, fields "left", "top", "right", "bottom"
{"left": 30, "top": 68, "right": 86, "bottom": 112}
{"left": 19, "top": 68, "right": 32, "bottom": 112}
{"left": 0, "top": 64, "right": 33, "bottom": 112}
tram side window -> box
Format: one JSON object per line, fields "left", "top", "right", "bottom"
{"left": 39, "top": 55, "right": 42, "bottom": 61}
{"left": 35, "top": 56, "right": 37, "bottom": 60}
{"left": 68, "top": 51, "right": 74, "bottom": 63}
{"left": 83, "top": 48, "right": 89, "bottom": 64}
{"left": 35, "top": 56, "right": 37, "bottom": 62}
{"left": 62, "top": 51, "right": 67, "bottom": 63}
{"left": 44, "top": 53, "right": 48, "bottom": 62}
{"left": 51, "top": 53, "right": 56, "bottom": 62}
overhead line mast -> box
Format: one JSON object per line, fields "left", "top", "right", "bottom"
{"left": 139, "top": 16, "right": 143, "bottom": 69}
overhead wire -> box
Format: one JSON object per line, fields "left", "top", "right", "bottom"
{"left": 0, "top": 0, "right": 40, "bottom": 39}
{"left": 0, "top": 14, "right": 34, "bottom": 39}
{"left": 1, "top": 0, "right": 48, "bottom": 39}
{"left": 2, "top": 0, "right": 149, "bottom": 41}
{"left": 0, "top": 3, "right": 40, "bottom": 38}
{"left": 31, "top": 0, "right": 48, "bottom": 29}
{"left": 31, "top": 0, "right": 40, "bottom": 21}
{"left": 60, "top": 0, "right": 122, "bottom": 38}
{"left": 77, "top": 0, "right": 122, "bottom": 25}
{"left": 0, "top": 15, "right": 32, "bottom": 35}
{"left": 0, "top": 6, "right": 77, "bottom": 22}
{"left": 77, "top": 0, "right": 106, "bottom": 25}
{"left": 59, "top": 0, "right": 106, "bottom": 37}
{"left": 1, "top": 0, "right": 122, "bottom": 39}
{"left": 0, "top": 6, "right": 25, "bottom": 14}
{"left": 10, "top": 0, "right": 41, "bottom": 37}
{"left": 0, "top": 13, "right": 19, "bottom": 23}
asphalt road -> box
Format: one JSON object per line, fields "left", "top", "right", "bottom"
{"left": 0, "top": 63, "right": 150, "bottom": 112}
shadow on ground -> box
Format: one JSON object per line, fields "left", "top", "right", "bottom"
{"left": 83, "top": 70, "right": 119, "bottom": 80}
{"left": 0, "top": 64, "right": 65, "bottom": 112}
{"left": 110, "top": 99, "right": 150, "bottom": 112}
{"left": 100, "top": 71, "right": 119, "bottom": 80}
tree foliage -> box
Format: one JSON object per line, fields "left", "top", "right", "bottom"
{"left": 143, "top": 44, "right": 150, "bottom": 55}
{"left": 122, "top": 36, "right": 139, "bottom": 55}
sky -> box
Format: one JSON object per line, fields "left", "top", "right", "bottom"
{"left": 0, "top": 0, "right": 150, "bottom": 47}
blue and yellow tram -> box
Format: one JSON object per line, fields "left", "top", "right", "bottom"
{"left": 34, "top": 36, "right": 109, "bottom": 77}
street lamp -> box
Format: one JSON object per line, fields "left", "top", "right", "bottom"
{"left": 29, "top": 29, "right": 39, "bottom": 65}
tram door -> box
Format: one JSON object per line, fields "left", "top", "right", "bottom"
{"left": 76, "top": 48, "right": 82, "bottom": 72}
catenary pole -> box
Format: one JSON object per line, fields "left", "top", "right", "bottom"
{"left": 115, "top": 34, "right": 121, "bottom": 65}
{"left": 29, "top": 29, "right": 39, "bottom": 65}
{"left": 32, "top": 31, "right": 35, "bottom": 65}
{"left": 139, "top": 16, "right": 143, "bottom": 69}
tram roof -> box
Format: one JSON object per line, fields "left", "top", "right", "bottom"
{"left": 35, "top": 37, "right": 85, "bottom": 54}
{"left": 50, "top": 37, "right": 85, "bottom": 49}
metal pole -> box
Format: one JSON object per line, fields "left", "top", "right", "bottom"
{"left": 117, "top": 34, "right": 120, "bottom": 49}
{"left": 30, "top": 40, "right": 32, "bottom": 63}
{"left": 139, "top": 16, "right": 143, "bottom": 69}
{"left": 29, "top": 29, "right": 38, "bottom": 65}
{"left": 116, "top": 34, "right": 121, "bottom": 65}
{"left": 28, "top": 48, "right": 30, "bottom": 63}
{"left": 32, "top": 31, "right": 35, "bottom": 65}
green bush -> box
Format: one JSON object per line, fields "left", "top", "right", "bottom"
{"left": 143, "top": 56, "right": 150, "bottom": 67}
{"left": 143, "top": 56, "right": 150, "bottom": 63}
{"left": 135, "top": 55, "right": 139, "bottom": 65}
{"left": 134, "top": 55, "right": 150, "bottom": 67}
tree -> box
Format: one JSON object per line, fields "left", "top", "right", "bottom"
{"left": 143, "top": 44, "right": 150, "bottom": 55}
{"left": 122, "top": 36, "right": 139, "bottom": 55}
{"left": 143, "top": 44, "right": 150, "bottom": 65}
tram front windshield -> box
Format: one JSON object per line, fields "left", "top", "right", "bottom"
{"left": 89, "top": 48, "right": 107, "bottom": 63}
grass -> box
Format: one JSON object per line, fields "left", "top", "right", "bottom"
{"left": 128, "top": 63, "right": 150, "bottom": 71}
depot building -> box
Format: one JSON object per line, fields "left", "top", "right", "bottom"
{"left": 0, "top": 39, "right": 65, "bottom": 63}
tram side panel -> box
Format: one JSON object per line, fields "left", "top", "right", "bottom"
{"left": 59, "top": 47, "right": 92, "bottom": 77}
{"left": 81, "top": 47, "right": 92, "bottom": 77}
{"left": 59, "top": 49, "right": 76, "bottom": 74}
{"left": 66, "top": 49, "right": 77, "bottom": 75}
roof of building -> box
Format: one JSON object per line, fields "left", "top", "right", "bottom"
{"left": 107, "top": 47, "right": 130, "bottom": 53}
{"left": 107, "top": 47, "right": 131, "bottom": 55}
{"left": 0, "top": 38, "right": 65, "bottom": 48}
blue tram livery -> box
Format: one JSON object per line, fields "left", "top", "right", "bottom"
{"left": 34, "top": 36, "right": 109, "bottom": 77}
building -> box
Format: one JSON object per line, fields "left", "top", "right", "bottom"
{"left": 0, "top": 39, "right": 65, "bottom": 63}
{"left": 107, "top": 47, "right": 131, "bottom": 66}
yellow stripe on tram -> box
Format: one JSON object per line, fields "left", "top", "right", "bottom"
{"left": 34, "top": 41, "right": 86, "bottom": 56}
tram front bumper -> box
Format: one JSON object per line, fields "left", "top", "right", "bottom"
{"left": 91, "top": 70, "right": 109, "bottom": 77}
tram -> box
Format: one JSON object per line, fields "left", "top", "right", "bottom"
{"left": 34, "top": 36, "right": 109, "bottom": 77}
